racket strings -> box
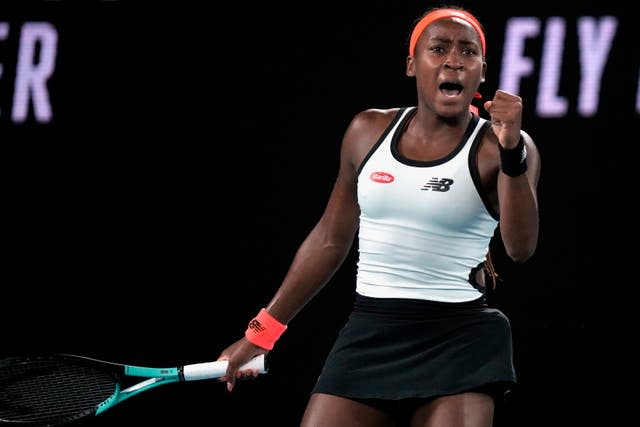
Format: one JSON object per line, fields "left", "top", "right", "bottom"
{"left": 0, "top": 358, "right": 118, "bottom": 425}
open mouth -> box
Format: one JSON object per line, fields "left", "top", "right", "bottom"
{"left": 439, "top": 82, "right": 463, "bottom": 97}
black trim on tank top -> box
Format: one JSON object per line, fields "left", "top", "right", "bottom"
{"left": 391, "top": 111, "right": 480, "bottom": 167}
{"left": 468, "top": 120, "right": 500, "bottom": 221}
{"left": 356, "top": 107, "right": 412, "bottom": 177}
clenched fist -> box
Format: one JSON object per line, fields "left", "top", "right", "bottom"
{"left": 484, "top": 90, "right": 523, "bottom": 149}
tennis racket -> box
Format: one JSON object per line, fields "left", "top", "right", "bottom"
{"left": 0, "top": 353, "right": 267, "bottom": 426}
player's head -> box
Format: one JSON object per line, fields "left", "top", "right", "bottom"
{"left": 408, "top": 6, "right": 486, "bottom": 59}
{"left": 405, "top": 6, "right": 486, "bottom": 116}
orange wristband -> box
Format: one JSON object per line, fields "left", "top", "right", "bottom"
{"left": 245, "top": 308, "right": 288, "bottom": 350}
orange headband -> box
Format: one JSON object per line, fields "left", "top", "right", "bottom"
{"left": 409, "top": 9, "right": 486, "bottom": 57}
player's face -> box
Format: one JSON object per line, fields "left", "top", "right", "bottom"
{"left": 407, "top": 18, "right": 486, "bottom": 117}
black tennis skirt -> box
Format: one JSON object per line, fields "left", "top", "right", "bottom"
{"left": 311, "top": 293, "right": 516, "bottom": 403}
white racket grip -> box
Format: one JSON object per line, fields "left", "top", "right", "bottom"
{"left": 182, "top": 354, "right": 267, "bottom": 381}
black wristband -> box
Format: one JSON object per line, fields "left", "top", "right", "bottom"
{"left": 499, "top": 136, "right": 528, "bottom": 177}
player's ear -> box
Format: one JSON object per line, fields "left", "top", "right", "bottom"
{"left": 406, "top": 55, "right": 416, "bottom": 77}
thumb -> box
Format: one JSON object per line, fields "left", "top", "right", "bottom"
{"left": 222, "top": 359, "right": 236, "bottom": 393}
{"left": 226, "top": 371, "right": 236, "bottom": 392}
{"left": 483, "top": 100, "right": 492, "bottom": 112}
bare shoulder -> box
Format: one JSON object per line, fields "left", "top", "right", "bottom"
{"left": 342, "top": 107, "right": 404, "bottom": 170}
{"left": 347, "top": 107, "right": 403, "bottom": 133}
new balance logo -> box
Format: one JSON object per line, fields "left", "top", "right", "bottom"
{"left": 248, "top": 319, "right": 265, "bottom": 333}
{"left": 422, "top": 178, "right": 454, "bottom": 191}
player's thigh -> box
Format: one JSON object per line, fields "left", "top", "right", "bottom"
{"left": 300, "top": 393, "right": 394, "bottom": 427}
{"left": 409, "top": 392, "right": 494, "bottom": 427}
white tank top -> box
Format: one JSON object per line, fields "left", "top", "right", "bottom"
{"left": 356, "top": 107, "right": 498, "bottom": 302}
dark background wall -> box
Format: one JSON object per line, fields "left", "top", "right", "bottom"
{"left": 1, "top": 1, "right": 637, "bottom": 426}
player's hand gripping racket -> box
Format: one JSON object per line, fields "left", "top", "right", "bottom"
{"left": 0, "top": 353, "right": 266, "bottom": 426}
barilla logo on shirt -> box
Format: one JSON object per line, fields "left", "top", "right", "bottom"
{"left": 370, "top": 172, "right": 394, "bottom": 183}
